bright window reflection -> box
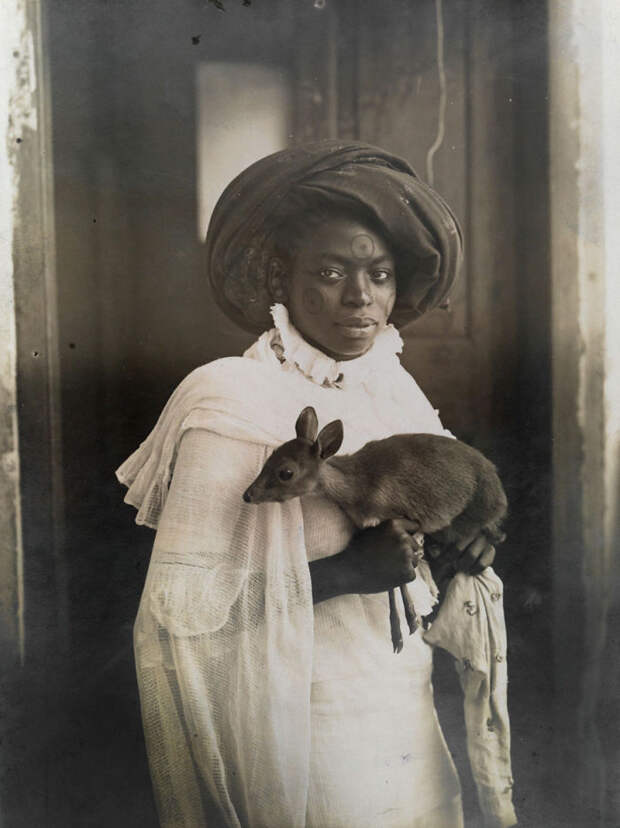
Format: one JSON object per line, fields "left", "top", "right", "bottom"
{"left": 196, "top": 62, "right": 292, "bottom": 240}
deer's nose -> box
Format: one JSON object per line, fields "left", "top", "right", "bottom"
{"left": 243, "top": 489, "right": 252, "bottom": 503}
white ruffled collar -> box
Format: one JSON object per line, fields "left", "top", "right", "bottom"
{"left": 268, "top": 303, "right": 403, "bottom": 388}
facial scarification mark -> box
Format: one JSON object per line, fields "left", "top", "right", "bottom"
{"left": 351, "top": 234, "right": 375, "bottom": 260}
{"left": 302, "top": 288, "right": 325, "bottom": 315}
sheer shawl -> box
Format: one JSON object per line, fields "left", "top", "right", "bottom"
{"left": 134, "top": 430, "right": 313, "bottom": 827}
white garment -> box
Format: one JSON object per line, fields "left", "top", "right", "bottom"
{"left": 118, "top": 305, "right": 516, "bottom": 828}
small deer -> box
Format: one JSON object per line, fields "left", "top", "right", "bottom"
{"left": 243, "top": 407, "right": 507, "bottom": 652}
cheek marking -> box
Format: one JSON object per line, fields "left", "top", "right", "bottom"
{"left": 302, "top": 288, "right": 325, "bottom": 315}
{"left": 377, "top": 284, "right": 397, "bottom": 315}
{"left": 351, "top": 234, "right": 375, "bottom": 259}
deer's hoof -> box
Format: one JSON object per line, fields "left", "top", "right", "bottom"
{"left": 392, "top": 636, "right": 404, "bottom": 654}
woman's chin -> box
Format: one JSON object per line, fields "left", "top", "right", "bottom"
{"left": 323, "top": 334, "right": 378, "bottom": 360}
{"left": 297, "top": 324, "right": 382, "bottom": 361}
{"left": 330, "top": 324, "right": 382, "bottom": 356}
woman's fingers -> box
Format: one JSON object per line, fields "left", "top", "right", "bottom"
{"left": 391, "top": 518, "right": 421, "bottom": 536}
{"left": 388, "top": 532, "right": 417, "bottom": 582}
{"left": 457, "top": 534, "right": 495, "bottom": 574}
{"left": 397, "top": 541, "right": 417, "bottom": 582}
{"left": 348, "top": 520, "right": 424, "bottom": 592}
{"left": 391, "top": 521, "right": 423, "bottom": 553}
{"left": 390, "top": 523, "right": 424, "bottom": 580}
{"left": 474, "top": 544, "right": 495, "bottom": 572}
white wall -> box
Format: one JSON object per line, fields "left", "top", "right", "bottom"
{"left": 0, "top": 0, "right": 30, "bottom": 665}
{"left": 549, "top": 1, "right": 620, "bottom": 822}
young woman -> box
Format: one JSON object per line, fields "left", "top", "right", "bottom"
{"left": 118, "top": 141, "right": 516, "bottom": 828}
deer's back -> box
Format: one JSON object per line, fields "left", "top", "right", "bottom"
{"left": 348, "top": 433, "right": 502, "bottom": 531}
{"left": 355, "top": 433, "right": 493, "bottom": 481}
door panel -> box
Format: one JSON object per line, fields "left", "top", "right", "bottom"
{"left": 294, "top": 0, "right": 516, "bottom": 446}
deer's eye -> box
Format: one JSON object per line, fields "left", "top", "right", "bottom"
{"left": 278, "top": 468, "right": 294, "bottom": 481}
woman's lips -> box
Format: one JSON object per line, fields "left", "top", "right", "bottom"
{"left": 335, "top": 318, "right": 378, "bottom": 338}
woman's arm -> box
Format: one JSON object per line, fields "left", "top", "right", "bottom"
{"left": 309, "top": 519, "right": 422, "bottom": 604}
{"left": 310, "top": 524, "right": 497, "bottom": 605}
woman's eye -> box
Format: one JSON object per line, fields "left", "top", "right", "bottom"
{"left": 278, "top": 468, "right": 294, "bottom": 481}
{"left": 372, "top": 269, "right": 393, "bottom": 282}
{"left": 319, "top": 268, "right": 345, "bottom": 282}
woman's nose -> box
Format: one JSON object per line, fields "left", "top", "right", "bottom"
{"left": 342, "top": 272, "right": 372, "bottom": 306}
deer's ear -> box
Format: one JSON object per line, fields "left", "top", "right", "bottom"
{"left": 296, "top": 406, "right": 318, "bottom": 443}
{"left": 316, "top": 420, "right": 343, "bottom": 459}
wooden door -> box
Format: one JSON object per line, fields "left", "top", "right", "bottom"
{"left": 294, "top": 0, "right": 518, "bottom": 448}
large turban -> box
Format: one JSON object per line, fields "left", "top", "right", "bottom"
{"left": 206, "top": 140, "right": 463, "bottom": 333}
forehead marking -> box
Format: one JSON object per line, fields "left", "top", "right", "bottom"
{"left": 351, "top": 234, "right": 375, "bottom": 260}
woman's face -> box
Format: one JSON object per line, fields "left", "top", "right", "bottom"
{"left": 282, "top": 217, "right": 397, "bottom": 361}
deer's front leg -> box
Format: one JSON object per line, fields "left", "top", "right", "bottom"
{"left": 388, "top": 588, "right": 403, "bottom": 653}
{"left": 399, "top": 584, "right": 418, "bottom": 635}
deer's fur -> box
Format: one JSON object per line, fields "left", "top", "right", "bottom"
{"left": 320, "top": 434, "right": 507, "bottom": 549}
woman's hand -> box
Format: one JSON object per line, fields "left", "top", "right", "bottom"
{"left": 456, "top": 533, "right": 497, "bottom": 574}
{"left": 427, "top": 533, "right": 497, "bottom": 582}
{"left": 309, "top": 519, "right": 423, "bottom": 604}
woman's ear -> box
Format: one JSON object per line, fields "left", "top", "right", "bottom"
{"left": 267, "top": 256, "right": 289, "bottom": 303}
{"left": 316, "top": 420, "right": 343, "bottom": 459}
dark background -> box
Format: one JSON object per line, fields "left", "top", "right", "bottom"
{"left": 9, "top": 1, "right": 553, "bottom": 825}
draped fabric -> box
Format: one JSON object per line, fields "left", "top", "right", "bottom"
{"left": 205, "top": 141, "right": 464, "bottom": 333}
{"left": 118, "top": 307, "right": 515, "bottom": 827}
{"left": 425, "top": 572, "right": 517, "bottom": 827}
{"left": 134, "top": 431, "right": 313, "bottom": 828}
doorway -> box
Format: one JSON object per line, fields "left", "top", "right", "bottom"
{"left": 10, "top": 2, "right": 552, "bottom": 825}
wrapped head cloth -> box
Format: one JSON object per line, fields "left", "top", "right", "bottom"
{"left": 206, "top": 140, "right": 463, "bottom": 333}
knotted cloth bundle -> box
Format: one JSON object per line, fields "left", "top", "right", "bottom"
{"left": 206, "top": 140, "right": 464, "bottom": 333}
